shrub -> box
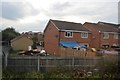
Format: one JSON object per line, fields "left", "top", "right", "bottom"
{"left": 24, "top": 71, "right": 44, "bottom": 79}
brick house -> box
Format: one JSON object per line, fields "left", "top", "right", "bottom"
{"left": 83, "top": 22, "right": 119, "bottom": 48}
{"left": 44, "top": 19, "right": 92, "bottom": 56}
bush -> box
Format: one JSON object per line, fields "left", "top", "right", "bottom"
{"left": 9, "top": 48, "right": 20, "bottom": 54}
{"left": 24, "top": 71, "right": 44, "bottom": 79}
{"left": 2, "top": 62, "right": 120, "bottom": 79}
{"left": 2, "top": 70, "right": 44, "bottom": 79}
{"left": 32, "top": 42, "right": 37, "bottom": 49}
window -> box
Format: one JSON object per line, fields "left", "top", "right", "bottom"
{"left": 103, "top": 33, "right": 109, "bottom": 39}
{"left": 114, "top": 33, "right": 118, "bottom": 39}
{"left": 102, "top": 44, "right": 109, "bottom": 49}
{"left": 65, "top": 32, "right": 73, "bottom": 38}
{"left": 81, "top": 32, "right": 88, "bottom": 38}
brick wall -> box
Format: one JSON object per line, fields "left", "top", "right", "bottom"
{"left": 59, "top": 31, "right": 92, "bottom": 47}
{"left": 100, "top": 33, "right": 119, "bottom": 47}
{"left": 44, "top": 22, "right": 60, "bottom": 56}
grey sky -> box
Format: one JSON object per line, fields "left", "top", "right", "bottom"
{"left": 0, "top": 0, "right": 119, "bottom": 32}
{"left": 1, "top": 2, "right": 39, "bottom": 20}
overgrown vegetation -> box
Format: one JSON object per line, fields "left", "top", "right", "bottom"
{"left": 2, "top": 69, "right": 44, "bottom": 80}
{"left": 9, "top": 48, "right": 19, "bottom": 53}
{"left": 32, "top": 41, "right": 37, "bottom": 49}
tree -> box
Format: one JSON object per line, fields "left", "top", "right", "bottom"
{"left": 2, "top": 27, "right": 20, "bottom": 41}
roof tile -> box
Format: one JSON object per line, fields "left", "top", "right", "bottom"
{"left": 51, "top": 19, "right": 90, "bottom": 31}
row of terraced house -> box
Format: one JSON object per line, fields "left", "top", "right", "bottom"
{"left": 44, "top": 19, "right": 120, "bottom": 56}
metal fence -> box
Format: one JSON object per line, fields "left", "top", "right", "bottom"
{"left": 2, "top": 56, "right": 103, "bottom": 72}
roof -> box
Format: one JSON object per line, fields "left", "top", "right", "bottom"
{"left": 50, "top": 19, "right": 90, "bottom": 32}
{"left": 60, "top": 41, "right": 87, "bottom": 48}
{"left": 98, "top": 21, "right": 119, "bottom": 28}
{"left": 11, "top": 35, "right": 32, "bottom": 43}
{"left": 97, "top": 22, "right": 119, "bottom": 32}
{"left": 83, "top": 22, "right": 119, "bottom": 32}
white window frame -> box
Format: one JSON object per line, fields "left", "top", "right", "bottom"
{"left": 81, "top": 32, "right": 88, "bottom": 38}
{"left": 114, "top": 33, "right": 118, "bottom": 39}
{"left": 65, "top": 31, "right": 73, "bottom": 38}
{"left": 103, "top": 32, "right": 109, "bottom": 39}
{"left": 112, "top": 44, "right": 118, "bottom": 46}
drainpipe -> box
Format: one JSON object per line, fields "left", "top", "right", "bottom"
{"left": 99, "top": 31, "right": 101, "bottom": 48}
{"left": 58, "top": 31, "right": 61, "bottom": 55}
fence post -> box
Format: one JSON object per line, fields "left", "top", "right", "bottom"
{"left": 72, "top": 50, "right": 75, "bottom": 68}
{"left": 5, "top": 53, "right": 8, "bottom": 68}
{"left": 37, "top": 55, "right": 40, "bottom": 72}
{"left": 46, "top": 58, "right": 48, "bottom": 73}
{"left": 72, "top": 57, "right": 74, "bottom": 68}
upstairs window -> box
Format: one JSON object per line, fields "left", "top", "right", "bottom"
{"left": 103, "top": 32, "right": 109, "bottom": 39}
{"left": 81, "top": 32, "right": 88, "bottom": 38}
{"left": 65, "top": 31, "right": 73, "bottom": 38}
{"left": 114, "top": 33, "right": 118, "bottom": 39}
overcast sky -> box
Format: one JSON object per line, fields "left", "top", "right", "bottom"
{"left": 0, "top": 0, "right": 119, "bottom": 32}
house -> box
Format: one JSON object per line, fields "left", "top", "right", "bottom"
{"left": 98, "top": 21, "right": 119, "bottom": 28}
{"left": 22, "top": 31, "right": 44, "bottom": 47}
{"left": 37, "top": 32, "right": 44, "bottom": 47}
{"left": 83, "top": 22, "right": 119, "bottom": 48}
{"left": 44, "top": 19, "right": 92, "bottom": 56}
{"left": 11, "top": 35, "right": 33, "bottom": 50}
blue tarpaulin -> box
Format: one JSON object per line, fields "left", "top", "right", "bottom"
{"left": 59, "top": 41, "right": 87, "bottom": 48}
